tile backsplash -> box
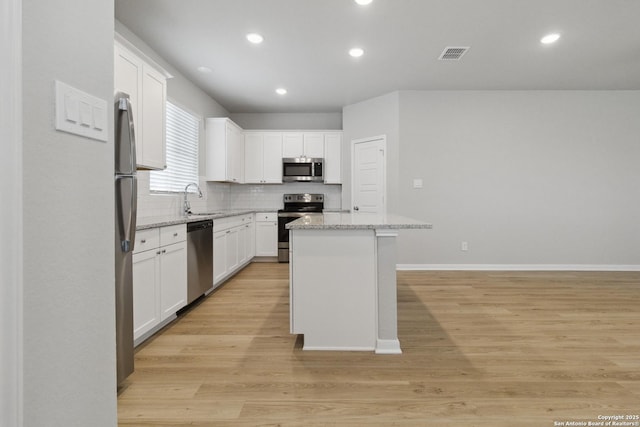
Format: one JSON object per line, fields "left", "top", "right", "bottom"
{"left": 136, "top": 171, "right": 341, "bottom": 218}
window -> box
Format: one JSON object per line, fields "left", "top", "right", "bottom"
{"left": 150, "top": 101, "right": 200, "bottom": 193}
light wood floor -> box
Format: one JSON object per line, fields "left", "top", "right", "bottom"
{"left": 118, "top": 264, "right": 640, "bottom": 426}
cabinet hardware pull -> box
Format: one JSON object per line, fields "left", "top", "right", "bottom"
{"left": 173, "top": 233, "right": 178, "bottom": 237}
{"left": 156, "top": 251, "right": 161, "bottom": 255}
{"left": 162, "top": 249, "right": 166, "bottom": 254}
{"left": 141, "top": 239, "right": 146, "bottom": 243}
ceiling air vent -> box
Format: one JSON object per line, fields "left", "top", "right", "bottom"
{"left": 438, "top": 46, "right": 470, "bottom": 61}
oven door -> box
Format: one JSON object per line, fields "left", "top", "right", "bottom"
{"left": 278, "top": 212, "right": 324, "bottom": 262}
{"left": 277, "top": 212, "right": 306, "bottom": 262}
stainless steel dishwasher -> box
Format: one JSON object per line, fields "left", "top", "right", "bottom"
{"left": 186, "top": 220, "right": 213, "bottom": 304}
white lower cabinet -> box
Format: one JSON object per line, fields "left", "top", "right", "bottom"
{"left": 213, "top": 228, "right": 228, "bottom": 285}
{"left": 159, "top": 241, "right": 188, "bottom": 319}
{"left": 132, "top": 224, "right": 187, "bottom": 344}
{"left": 255, "top": 212, "right": 278, "bottom": 256}
{"left": 245, "top": 219, "right": 255, "bottom": 260}
{"left": 132, "top": 248, "right": 160, "bottom": 341}
{"left": 226, "top": 226, "right": 240, "bottom": 273}
{"left": 213, "top": 214, "right": 254, "bottom": 286}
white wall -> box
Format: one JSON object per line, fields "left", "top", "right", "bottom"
{"left": 231, "top": 112, "right": 342, "bottom": 130}
{"left": 1, "top": 0, "right": 23, "bottom": 425}
{"left": 344, "top": 90, "right": 640, "bottom": 268}
{"left": 342, "top": 92, "right": 400, "bottom": 212}
{"left": 22, "top": 0, "right": 117, "bottom": 425}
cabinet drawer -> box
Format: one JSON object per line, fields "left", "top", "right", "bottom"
{"left": 256, "top": 212, "right": 277, "bottom": 222}
{"left": 134, "top": 228, "right": 160, "bottom": 254}
{"left": 214, "top": 214, "right": 253, "bottom": 232}
{"left": 214, "top": 216, "right": 235, "bottom": 232}
{"left": 160, "top": 224, "right": 186, "bottom": 246}
{"left": 239, "top": 214, "right": 254, "bottom": 224}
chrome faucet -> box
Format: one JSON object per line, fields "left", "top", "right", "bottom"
{"left": 183, "top": 182, "right": 203, "bottom": 216}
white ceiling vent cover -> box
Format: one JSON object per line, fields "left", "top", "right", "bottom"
{"left": 438, "top": 46, "right": 470, "bottom": 61}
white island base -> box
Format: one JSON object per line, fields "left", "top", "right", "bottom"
{"left": 288, "top": 213, "right": 431, "bottom": 354}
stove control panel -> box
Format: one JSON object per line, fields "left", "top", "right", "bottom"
{"left": 283, "top": 193, "right": 324, "bottom": 203}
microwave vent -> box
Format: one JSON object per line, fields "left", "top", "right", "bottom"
{"left": 438, "top": 46, "right": 470, "bottom": 61}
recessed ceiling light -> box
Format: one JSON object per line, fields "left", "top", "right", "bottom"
{"left": 275, "top": 88, "right": 287, "bottom": 95}
{"left": 349, "top": 47, "right": 364, "bottom": 58}
{"left": 540, "top": 33, "right": 561, "bottom": 44}
{"left": 246, "top": 33, "right": 264, "bottom": 44}
{"left": 355, "top": 0, "right": 373, "bottom": 5}
{"left": 196, "top": 66, "right": 212, "bottom": 73}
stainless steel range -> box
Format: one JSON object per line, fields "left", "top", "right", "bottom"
{"left": 278, "top": 193, "right": 324, "bottom": 262}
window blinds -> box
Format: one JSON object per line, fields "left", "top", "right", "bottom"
{"left": 150, "top": 101, "right": 199, "bottom": 193}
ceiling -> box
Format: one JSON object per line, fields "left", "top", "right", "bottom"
{"left": 115, "top": 0, "right": 640, "bottom": 113}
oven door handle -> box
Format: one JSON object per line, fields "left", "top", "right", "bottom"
{"left": 278, "top": 212, "right": 311, "bottom": 218}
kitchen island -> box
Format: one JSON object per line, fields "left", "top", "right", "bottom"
{"left": 287, "top": 213, "right": 432, "bottom": 354}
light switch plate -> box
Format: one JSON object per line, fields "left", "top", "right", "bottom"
{"left": 55, "top": 80, "right": 108, "bottom": 142}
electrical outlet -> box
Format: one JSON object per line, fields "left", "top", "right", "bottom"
{"left": 461, "top": 241, "right": 468, "bottom": 251}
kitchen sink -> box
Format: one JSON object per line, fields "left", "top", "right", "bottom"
{"left": 188, "top": 212, "right": 224, "bottom": 217}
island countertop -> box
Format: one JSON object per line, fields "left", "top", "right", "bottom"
{"left": 286, "top": 212, "right": 433, "bottom": 230}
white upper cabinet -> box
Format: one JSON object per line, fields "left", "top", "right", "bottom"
{"left": 114, "top": 40, "right": 168, "bottom": 170}
{"left": 244, "top": 132, "right": 283, "bottom": 184}
{"left": 282, "top": 132, "right": 324, "bottom": 158}
{"left": 303, "top": 133, "right": 325, "bottom": 158}
{"left": 206, "top": 118, "right": 244, "bottom": 183}
{"left": 205, "top": 118, "right": 342, "bottom": 185}
{"left": 324, "top": 133, "right": 342, "bottom": 184}
{"left": 140, "top": 65, "right": 166, "bottom": 170}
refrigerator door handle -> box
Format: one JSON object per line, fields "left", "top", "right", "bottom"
{"left": 115, "top": 175, "right": 137, "bottom": 253}
{"left": 115, "top": 93, "right": 137, "bottom": 173}
{"left": 129, "top": 175, "right": 137, "bottom": 251}
{"left": 124, "top": 97, "right": 137, "bottom": 169}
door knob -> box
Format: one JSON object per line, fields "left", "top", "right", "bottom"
{"left": 353, "top": 206, "right": 359, "bottom": 211}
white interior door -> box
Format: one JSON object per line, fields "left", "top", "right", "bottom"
{"left": 351, "top": 136, "right": 386, "bottom": 214}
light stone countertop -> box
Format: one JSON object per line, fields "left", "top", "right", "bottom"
{"left": 136, "top": 209, "right": 278, "bottom": 230}
{"left": 286, "top": 212, "right": 433, "bottom": 230}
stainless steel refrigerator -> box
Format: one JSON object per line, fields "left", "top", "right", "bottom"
{"left": 114, "top": 92, "right": 137, "bottom": 386}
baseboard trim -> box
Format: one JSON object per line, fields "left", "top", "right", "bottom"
{"left": 375, "top": 339, "right": 402, "bottom": 355}
{"left": 397, "top": 264, "right": 640, "bottom": 272}
{"left": 302, "top": 345, "right": 375, "bottom": 352}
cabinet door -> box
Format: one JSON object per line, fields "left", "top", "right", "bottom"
{"left": 213, "top": 230, "right": 228, "bottom": 285}
{"left": 255, "top": 221, "right": 278, "bottom": 256}
{"left": 237, "top": 225, "right": 247, "bottom": 266}
{"left": 324, "top": 133, "right": 342, "bottom": 184}
{"left": 246, "top": 222, "right": 255, "bottom": 260}
{"left": 262, "top": 133, "right": 283, "bottom": 183}
{"left": 303, "top": 133, "right": 325, "bottom": 158}
{"left": 226, "top": 227, "right": 240, "bottom": 272}
{"left": 244, "top": 132, "right": 264, "bottom": 183}
{"left": 114, "top": 45, "right": 142, "bottom": 161}
{"left": 282, "top": 133, "right": 303, "bottom": 158}
{"left": 225, "top": 124, "right": 236, "bottom": 182}
{"left": 205, "top": 118, "right": 226, "bottom": 181}
{"left": 140, "top": 64, "right": 166, "bottom": 170}
{"left": 132, "top": 249, "right": 160, "bottom": 340}
{"left": 159, "top": 241, "right": 187, "bottom": 320}
{"left": 227, "top": 123, "right": 244, "bottom": 183}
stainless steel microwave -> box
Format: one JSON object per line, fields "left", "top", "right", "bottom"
{"left": 282, "top": 157, "right": 324, "bottom": 182}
